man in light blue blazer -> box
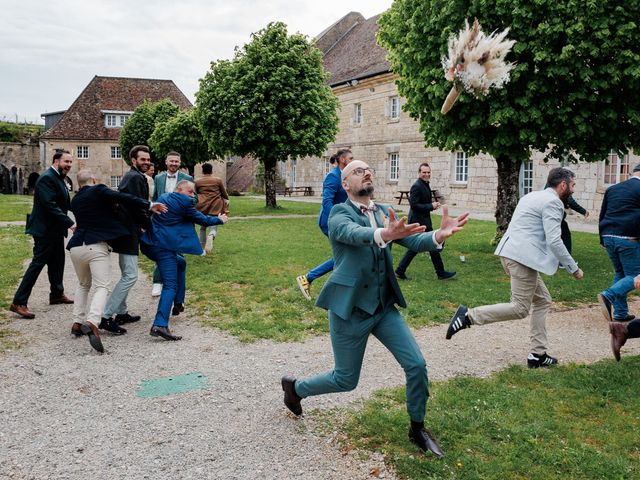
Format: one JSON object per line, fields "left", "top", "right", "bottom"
{"left": 446, "top": 167, "right": 584, "bottom": 368}
{"left": 141, "top": 180, "right": 226, "bottom": 341}
{"left": 282, "top": 160, "right": 469, "bottom": 457}
{"left": 296, "top": 149, "right": 352, "bottom": 300}
{"left": 151, "top": 151, "right": 195, "bottom": 296}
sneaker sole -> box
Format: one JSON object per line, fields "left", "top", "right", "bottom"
{"left": 597, "top": 293, "right": 613, "bottom": 322}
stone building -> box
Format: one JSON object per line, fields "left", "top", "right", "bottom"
{"left": 0, "top": 140, "right": 42, "bottom": 194}
{"left": 285, "top": 12, "right": 638, "bottom": 218}
{"left": 39, "top": 75, "right": 192, "bottom": 189}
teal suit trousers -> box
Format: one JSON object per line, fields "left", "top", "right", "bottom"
{"left": 295, "top": 305, "right": 429, "bottom": 422}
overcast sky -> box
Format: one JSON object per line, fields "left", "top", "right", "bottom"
{"left": 0, "top": 0, "right": 393, "bottom": 124}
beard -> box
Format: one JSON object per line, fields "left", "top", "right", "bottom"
{"left": 356, "top": 185, "right": 375, "bottom": 197}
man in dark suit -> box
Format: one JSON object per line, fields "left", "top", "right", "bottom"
{"left": 141, "top": 180, "right": 227, "bottom": 341}
{"left": 281, "top": 160, "right": 468, "bottom": 457}
{"left": 68, "top": 169, "right": 167, "bottom": 352}
{"left": 101, "top": 145, "right": 153, "bottom": 327}
{"left": 395, "top": 163, "right": 456, "bottom": 280}
{"left": 597, "top": 162, "right": 640, "bottom": 323}
{"left": 10, "top": 149, "right": 76, "bottom": 319}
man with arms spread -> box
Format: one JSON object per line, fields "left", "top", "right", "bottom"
{"left": 10, "top": 149, "right": 75, "bottom": 319}
{"left": 446, "top": 167, "right": 584, "bottom": 368}
{"left": 282, "top": 160, "right": 468, "bottom": 457}
{"left": 151, "top": 151, "right": 195, "bottom": 296}
{"left": 195, "top": 162, "right": 229, "bottom": 253}
{"left": 141, "top": 180, "right": 227, "bottom": 341}
{"left": 597, "top": 163, "right": 640, "bottom": 323}
{"left": 101, "top": 145, "right": 152, "bottom": 328}
{"left": 296, "top": 149, "right": 352, "bottom": 300}
{"left": 395, "top": 163, "right": 456, "bottom": 281}
{"left": 68, "top": 169, "right": 166, "bottom": 352}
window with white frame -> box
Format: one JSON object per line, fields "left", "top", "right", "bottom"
{"left": 388, "top": 152, "right": 399, "bottom": 181}
{"left": 76, "top": 146, "right": 89, "bottom": 158}
{"left": 354, "top": 103, "right": 362, "bottom": 124}
{"left": 324, "top": 157, "right": 331, "bottom": 176}
{"left": 105, "top": 114, "right": 129, "bottom": 128}
{"left": 519, "top": 160, "right": 533, "bottom": 197}
{"left": 454, "top": 151, "right": 468, "bottom": 183}
{"left": 604, "top": 150, "right": 630, "bottom": 185}
{"left": 291, "top": 159, "right": 297, "bottom": 186}
{"left": 110, "top": 146, "right": 121, "bottom": 159}
{"left": 389, "top": 96, "right": 400, "bottom": 119}
{"left": 110, "top": 176, "right": 122, "bottom": 189}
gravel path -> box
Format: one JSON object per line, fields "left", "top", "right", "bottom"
{"left": 1, "top": 251, "right": 638, "bottom": 480}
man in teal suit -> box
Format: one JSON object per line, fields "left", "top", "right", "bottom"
{"left": 281, "top": 160, "right": 468, "bottom": 457}
{"left": 151, "top": 151, "right": 195, "bottom": 296}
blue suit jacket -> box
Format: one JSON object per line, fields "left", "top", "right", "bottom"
{"left": 317, "top": 166, "right": 347, "bottom": 235}
{"left": 141, "top": 192, "right": 223, "bottom": 255}
{"left": 315, "top": 201, "right": 440, "bottom": 320}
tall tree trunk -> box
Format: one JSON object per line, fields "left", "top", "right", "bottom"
{"left": 493, "top": 155, "right": 522, "bottom": 243}
{"left": 263, "top": 158, "right": 278, "bottom": 209}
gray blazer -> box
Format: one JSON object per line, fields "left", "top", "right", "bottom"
{"left": 495, "top": 187, "right": 578, "bottom": 275}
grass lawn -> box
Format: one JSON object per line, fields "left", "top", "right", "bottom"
{"left": 166, "top": 214, "right": 619, "bottom": 342}
{"left": 0, "top": 227, "right": 35, "bottom": 352}
{"left": 322, "top": 357, "right": 640, "bottom": 479}
{"left": 227, "top": 195, "right": 320, "bottom": 216}
{"left": 0, "top": 194, "right": 33, "bottom": 222}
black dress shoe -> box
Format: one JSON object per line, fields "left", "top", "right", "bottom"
{"left": 437, "top": 271, "right": 457, "bottom": 280}
{"left": 281, "top": 375, "right": 303, "bottom": 416}
{"left": 50, "top": 295, "right": 74, "bottom": 305}
{"left": 99, "top": 317, "right": 127, "bottom": 335}
{"left": 150, "top": 325, "right": 182, "bottom": 341}
{"left": 172, "top": 303, "right": 185, "bottom": 316}
{"left": 114, "top": 313, "right": 141, "bottom": 325}
{"left": 409, "top": 427, "right": 445, "bottom": 458}
{"left": 71, "top": 322, "right": 84, "bottom": 337}
{"left": 80, "top": 323, "right": 104, "bottom": 353}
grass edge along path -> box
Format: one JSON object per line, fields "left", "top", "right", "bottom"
{"left": 315, "top": 357, "right": 640, "bottom": 480}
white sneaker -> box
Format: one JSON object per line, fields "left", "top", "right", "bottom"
{"left": 152, "top": 283, "right": 163, "bottom": 297}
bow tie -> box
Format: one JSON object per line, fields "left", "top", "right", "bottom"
{"left": 359, "top": 204, "right": 379, "bottom": 214}
{"left": 167, "top": 175, "right": 176, "bottom": 179}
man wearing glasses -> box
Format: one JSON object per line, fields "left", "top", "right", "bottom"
{"left": 281, "top": 160, "right": 469, "bottom": 458}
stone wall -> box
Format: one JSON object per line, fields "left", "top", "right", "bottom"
{"left": 0, "top": 141, "right": 43, "bottom": 194}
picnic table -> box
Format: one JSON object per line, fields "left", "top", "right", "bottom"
{"left": 283, "top": 186, "right": 314, "bottom": 196}
{"left": 394, "top": 189, "right": 441, "bottom": 205}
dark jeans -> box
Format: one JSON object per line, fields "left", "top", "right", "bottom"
{"left": 396, "top": 249, "right": 445, "bottom": 277}
{"left": 13, "top": 235, "right": 65, "bottom": 305}
{"left": 602, "top": 236, "right": 640, "bottom": 320}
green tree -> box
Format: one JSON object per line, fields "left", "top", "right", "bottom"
{"left": 118, "top": 99, "right": 181, "bottom": 166}
{"left": 196, "top": 21, "right": 339, "bottom": 208}
{"left": 378, "top": 0, "right": 640, "bottom": 238}
{"left": 149, "top": 110, "right": 210, "bottom": 176}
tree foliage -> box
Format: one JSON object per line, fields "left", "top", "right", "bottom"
{"left": 118, "top": 99, "right": 181, "bottom": 165}
{"left": 196, "top": 21, "right": 340, "bottom": 208}
{"left": 378, "top": 0, "right": 640, "bottom": 235}
{"left": 149, "top": 110, "right": 209, "bottom": 176}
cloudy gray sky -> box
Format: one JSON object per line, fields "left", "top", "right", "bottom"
{"left": 0, "top": 0, "right": 393, "bottom": 124}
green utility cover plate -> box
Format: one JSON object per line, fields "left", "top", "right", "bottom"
{"left": 137, "top": 372, "right": 209, "bottom": 398}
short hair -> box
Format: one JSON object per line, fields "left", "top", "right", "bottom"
{"left": 330, "top": 148, "right": 351, "bottom": 165}
{"left": 166, "top": 151, "right": 181, "bottom": 159}
{"left": 175, "top": 179, "right": 193, "bottom": 191}
{"left": 202, "top": 163, "right": 213, "bottom": 174}
{"left": 76, "top": 169, "right": 94, "bottom": 186}
{"left": 129, "top": 145, "right": 149, "bottom": 160}
{"left": 546, "top": 167, "right": 575, "bottom": 188}
{"left": 418, "top": 162, "right": 430, "bottom": 171}
{"left": 52, "top": 148, "right": 70, "bottom": 163}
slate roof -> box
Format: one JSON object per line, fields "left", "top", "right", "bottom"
{"left": 319, "top": 13, "right": 390, "bottom": 87}
{"left": 41, "top": 76, "right": 192, "bottom": 141}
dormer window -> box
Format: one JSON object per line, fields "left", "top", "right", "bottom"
{"left": 102, "top": 110, "right": 133, "bottom": 128}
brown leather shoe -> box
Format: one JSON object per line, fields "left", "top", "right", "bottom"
{"left": 80, "top": 322, "right": 104, "bottom": 353}
{"left": 71, "top": 322, "right": 84, "bottom": 337}
{"left": 50, "top": 295, "right": 74, "bottom": 305}
{"left": 9, "top": 304, "right": 35, "bottom": 319}
{"left": 609, "top": 321, "right": 628, "bottom": 361}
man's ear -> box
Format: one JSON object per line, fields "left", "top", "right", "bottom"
{"left": 342, "top": 179, "right": 349, "bottom": 191}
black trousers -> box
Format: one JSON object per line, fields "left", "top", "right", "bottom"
{"left": 396, "top": 248, "right": 445, "bottom": 277}
{"left": 13, "top": 235, "right": 65, "bottom": 305}
{"left": 560, "top": 218, "right": 572, "bottom": 254}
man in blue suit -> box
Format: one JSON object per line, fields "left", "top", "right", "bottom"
{"left": 296, "top": 149, "right": 352, "bottom": 300}
{"left": 141, "top": 180, "right": 227, "bottom": 341}
{"left": 282, "top": 160, "right": 469, "bottom": 457}
{"left": 151, "top": 151, "right": 195, "bottom": 297}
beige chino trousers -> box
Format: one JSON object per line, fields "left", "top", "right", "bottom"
{"left": 69, "top": 242, "right": 112, "bottom": 327}
{"left": 468, "top": 257, "right": 552, "bottom": 354}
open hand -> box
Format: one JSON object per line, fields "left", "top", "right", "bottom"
{"left": 380, "top": 207, "right": 426, "bottom": 242}
{"left": 634, "top": 274, "right": 640, "bottom": 290}
{"left": 151, "top": 202, "right": 168, "bottom": 214}
{"left": 218, "top": 213, "right": 228, "bottom": 224}
{"left": 434, "top": 206, "right": 469, "bottom": 244}
{"left": 573, "top": 268, "right": 584, "bottom": 280}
